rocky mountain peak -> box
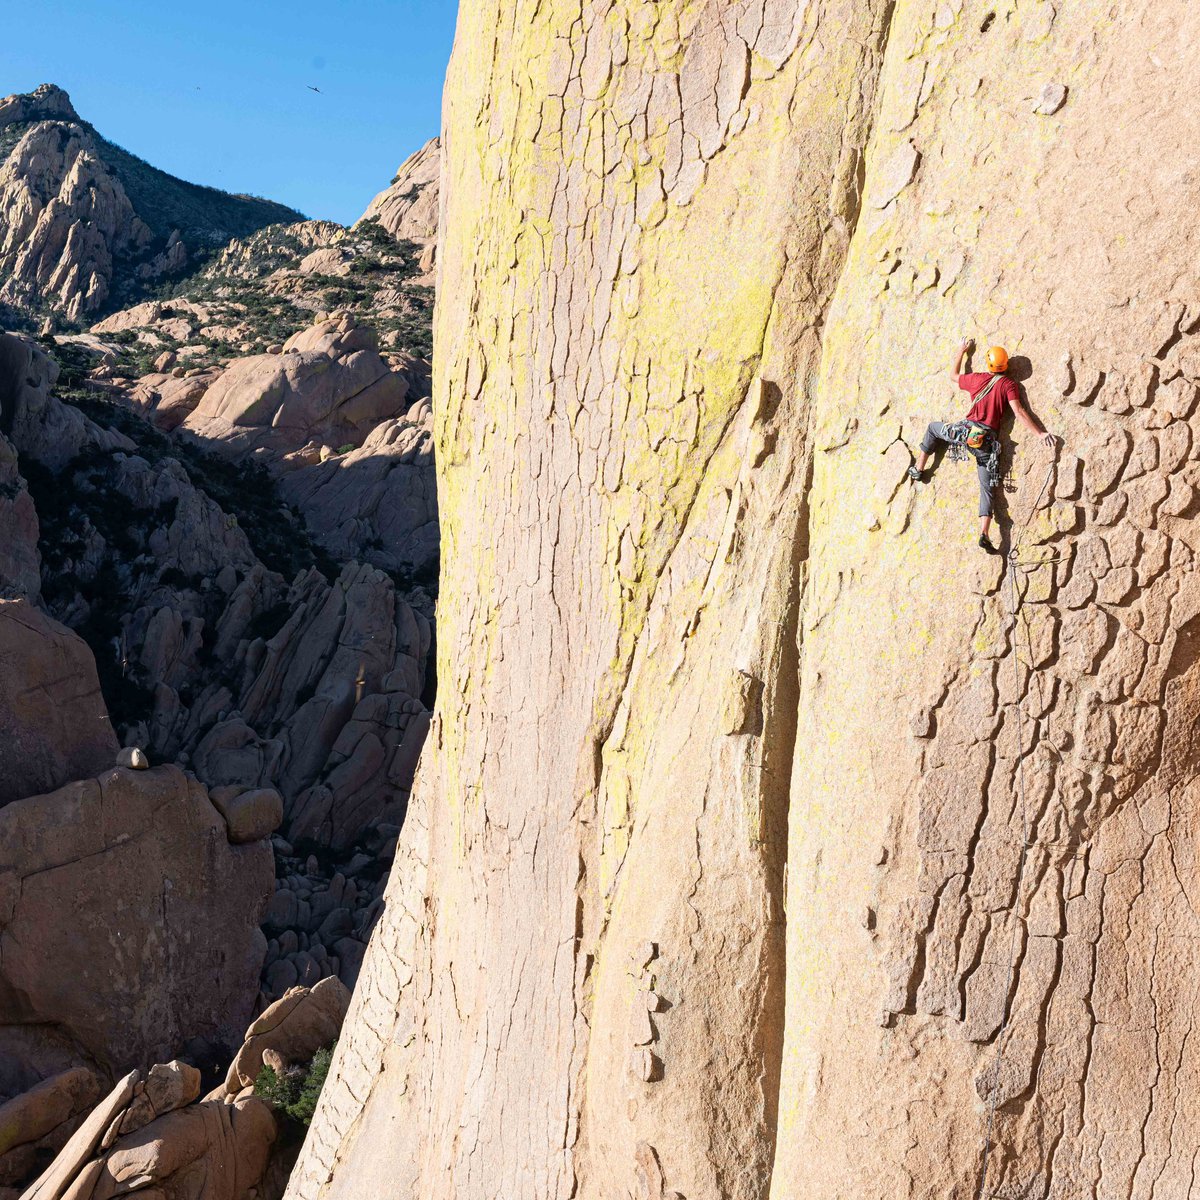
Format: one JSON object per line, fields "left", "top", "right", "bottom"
{"left": 356, "top": 137, "right": 440, "bottom": 252}
{"left": 0, "top": 82, "right": 79, "bottom": 128}
{"left": 0, "top": 85, "right": 302, "bottom": 324}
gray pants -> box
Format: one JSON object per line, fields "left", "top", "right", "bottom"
{"left": 920, "top": 421, "right": 995, "bottom": 518}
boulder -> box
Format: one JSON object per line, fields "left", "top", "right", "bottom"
{"left": 208, "top": 786, "right": 284, "bottom": 844}
{"left": 180, "top": 316, "right": 408, "bottom": 459}
{"left": 124, "top": 366, "right": 216, "bottom": 431}
{"left": 225, "top": 977, "right": 350, "bottom": 1091}
{"left": 296, "top": 247, "right": 353, "bottom": 277}
{"left": 15, "top": 969, "right": 362, "bottom": 1200}
{"left": 0, "top": 765, "right": 272, "bottom": 1075}
{"left": 22, "top": 1076, "right": 275, "bottom": 1200}
{"left": 91, "top": 1098, "right": 276, "bottom": 1200}
{"left": 19, "top": 1071, "right": 136, "bottom": 1200}
{"left": 143, "top": 1063, "right": 201, "bottom": 1120}
{"left": 0, "top": 1067, "right": 101, "bottom": 1171}
{"left": 0, "top": 333, "right": 131, "bottom": 471}
{"left": 16, "top": 977, "right": 357, "bottom": 1198}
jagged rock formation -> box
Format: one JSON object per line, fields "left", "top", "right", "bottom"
{"left": 115, "top": 309, "right": 437, "bottom": 582}
{"left": 0, "top": 85, "right": 301, "bottom": 323}
{"left": 0, "top": 327, "right": 430, "bottom": 1043}
{"left": 66, "top": 162, "right": 441, "bottom": 582}
{"left": 2, "top": 331, "right": 430, "bottom": 859}
{"left": 82, "top": 185, "right": 436, "bottom": 381}
{"left": 20, "top": 980, "right": 347, "bottom": 1200}
{"left": 289, "top": 2, "right": 1200, "bottom": 1199}
{"left": 0, "top": 325, "right": 130, "bottom": 470}
{"left": 0, "top": 83, "right": 77, "bottom": 127}
{"left": 273, "top": 395, "right": 437, "bottom": 581}
{"left": 0, "top": 107, "right": 443, "bottom": 1199}
{"left": 357, "top": 138, "right": 439, "bottom": 269}
{"left": 0, "top": 316, "right": 430, "bottom": 1191}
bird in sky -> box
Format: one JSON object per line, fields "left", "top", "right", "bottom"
{"left": 307, "top": 85, "right": 322, "bottom": 94}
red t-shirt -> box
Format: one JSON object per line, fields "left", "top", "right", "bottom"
{"left": 960, "top": 372, "right": 1017, "bottom": 429}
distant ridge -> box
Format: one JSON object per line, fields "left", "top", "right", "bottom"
{"left": 0, "top": 83, "right": 303, "bottom": 323}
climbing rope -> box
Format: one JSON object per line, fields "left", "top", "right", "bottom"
{"left": 974, "top": 461, "right": 1056, "bottom": 1200}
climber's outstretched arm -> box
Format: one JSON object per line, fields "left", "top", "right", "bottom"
{"left": 951, "top": 336, "right": 974, "bottom": 384}
{"left": 1011, "top": 397, "right": 1056, "bottom": 449}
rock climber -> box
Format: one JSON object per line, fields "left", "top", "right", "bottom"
{"left": 908, "top": 338, "right": 1054, "bottom": 554}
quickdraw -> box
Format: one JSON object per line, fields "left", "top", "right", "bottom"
{"left": 943, "top": 419, "right": 1002, "bottom": 490}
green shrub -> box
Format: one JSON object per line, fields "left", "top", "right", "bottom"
{"left": 253, "top": 1042, "right": 336, "bottom": 1126}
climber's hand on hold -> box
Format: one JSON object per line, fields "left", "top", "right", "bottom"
{"left": 961, "top": 337, "right": 974, "bottom": 353}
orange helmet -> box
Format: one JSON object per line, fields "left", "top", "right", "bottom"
{"left": 986, "top": 346, "right": 1009, "bottom": 373}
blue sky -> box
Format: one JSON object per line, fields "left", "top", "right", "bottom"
{"left": 0, "top": 0, "right": 458, "bottom": 225}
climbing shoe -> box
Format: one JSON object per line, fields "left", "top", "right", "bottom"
{"left": 907, "top": 466, "right": 924, "bottom": 483}
{"left": 978, "top": 535, "right": 1000, "bottom": 555}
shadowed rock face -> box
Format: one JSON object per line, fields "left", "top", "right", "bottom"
{"left": 287, "top": 1, "right": 1200, "bottom": 1198}
{"left": 1, "top": 331, "right": 432, "bottom": 864}
{"left": 0, "top": 431, "right": 39, "bottom": 596}
{"left": 0, "top": 329, "right": 431, "bottom": 1051}
{"left": 0, "top": 601, "right": 117, "bottom": 806}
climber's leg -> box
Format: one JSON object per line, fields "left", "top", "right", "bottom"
{"left": 977, "top": 460, "right": 999, "bottom": 553}
{"left": 910, "top": 421, "right": 952, "bottom": 481}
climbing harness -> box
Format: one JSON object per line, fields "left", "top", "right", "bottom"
{"left": 974, "top": 462, "right": 1056, "bottom": 1200}
{"left": 943, "top": 419, "right": 1003, "bottom": 490}
{"left": 944, "top": 367, "right": 1006, "bottom": 487}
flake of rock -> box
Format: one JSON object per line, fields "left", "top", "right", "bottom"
{"left": 873, "top": 141, "right": 920, "bottom": 208}
{"left": 629, "top": 1048, "right": 657, "bottom": 1083}
{"left": 1034, "top": 83, "right": 1068, "bottom": 115}
{"left": 640, "top": 989, "right": 665, "bottom": 1013}
{"left": 628, "top": 1005, "right": 654, "bottom": 1046}
{"left": 633, "top": 941, "right": 659, "bottom": 969}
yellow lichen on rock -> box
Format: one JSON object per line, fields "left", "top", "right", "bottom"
{"left": 288, "top": 1, "right": 1200, "bottom": 1198}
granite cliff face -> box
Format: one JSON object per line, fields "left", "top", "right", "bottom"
{"left": 289, "top": 2, "right": 1200, "bottom": 1198}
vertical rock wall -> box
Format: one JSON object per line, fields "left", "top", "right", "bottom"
{"left": 291, "top": 2, "right": 1200, "bottom": 1198}
{"left": 772, "top": 4, "right": 1200, "bottom": 1196}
